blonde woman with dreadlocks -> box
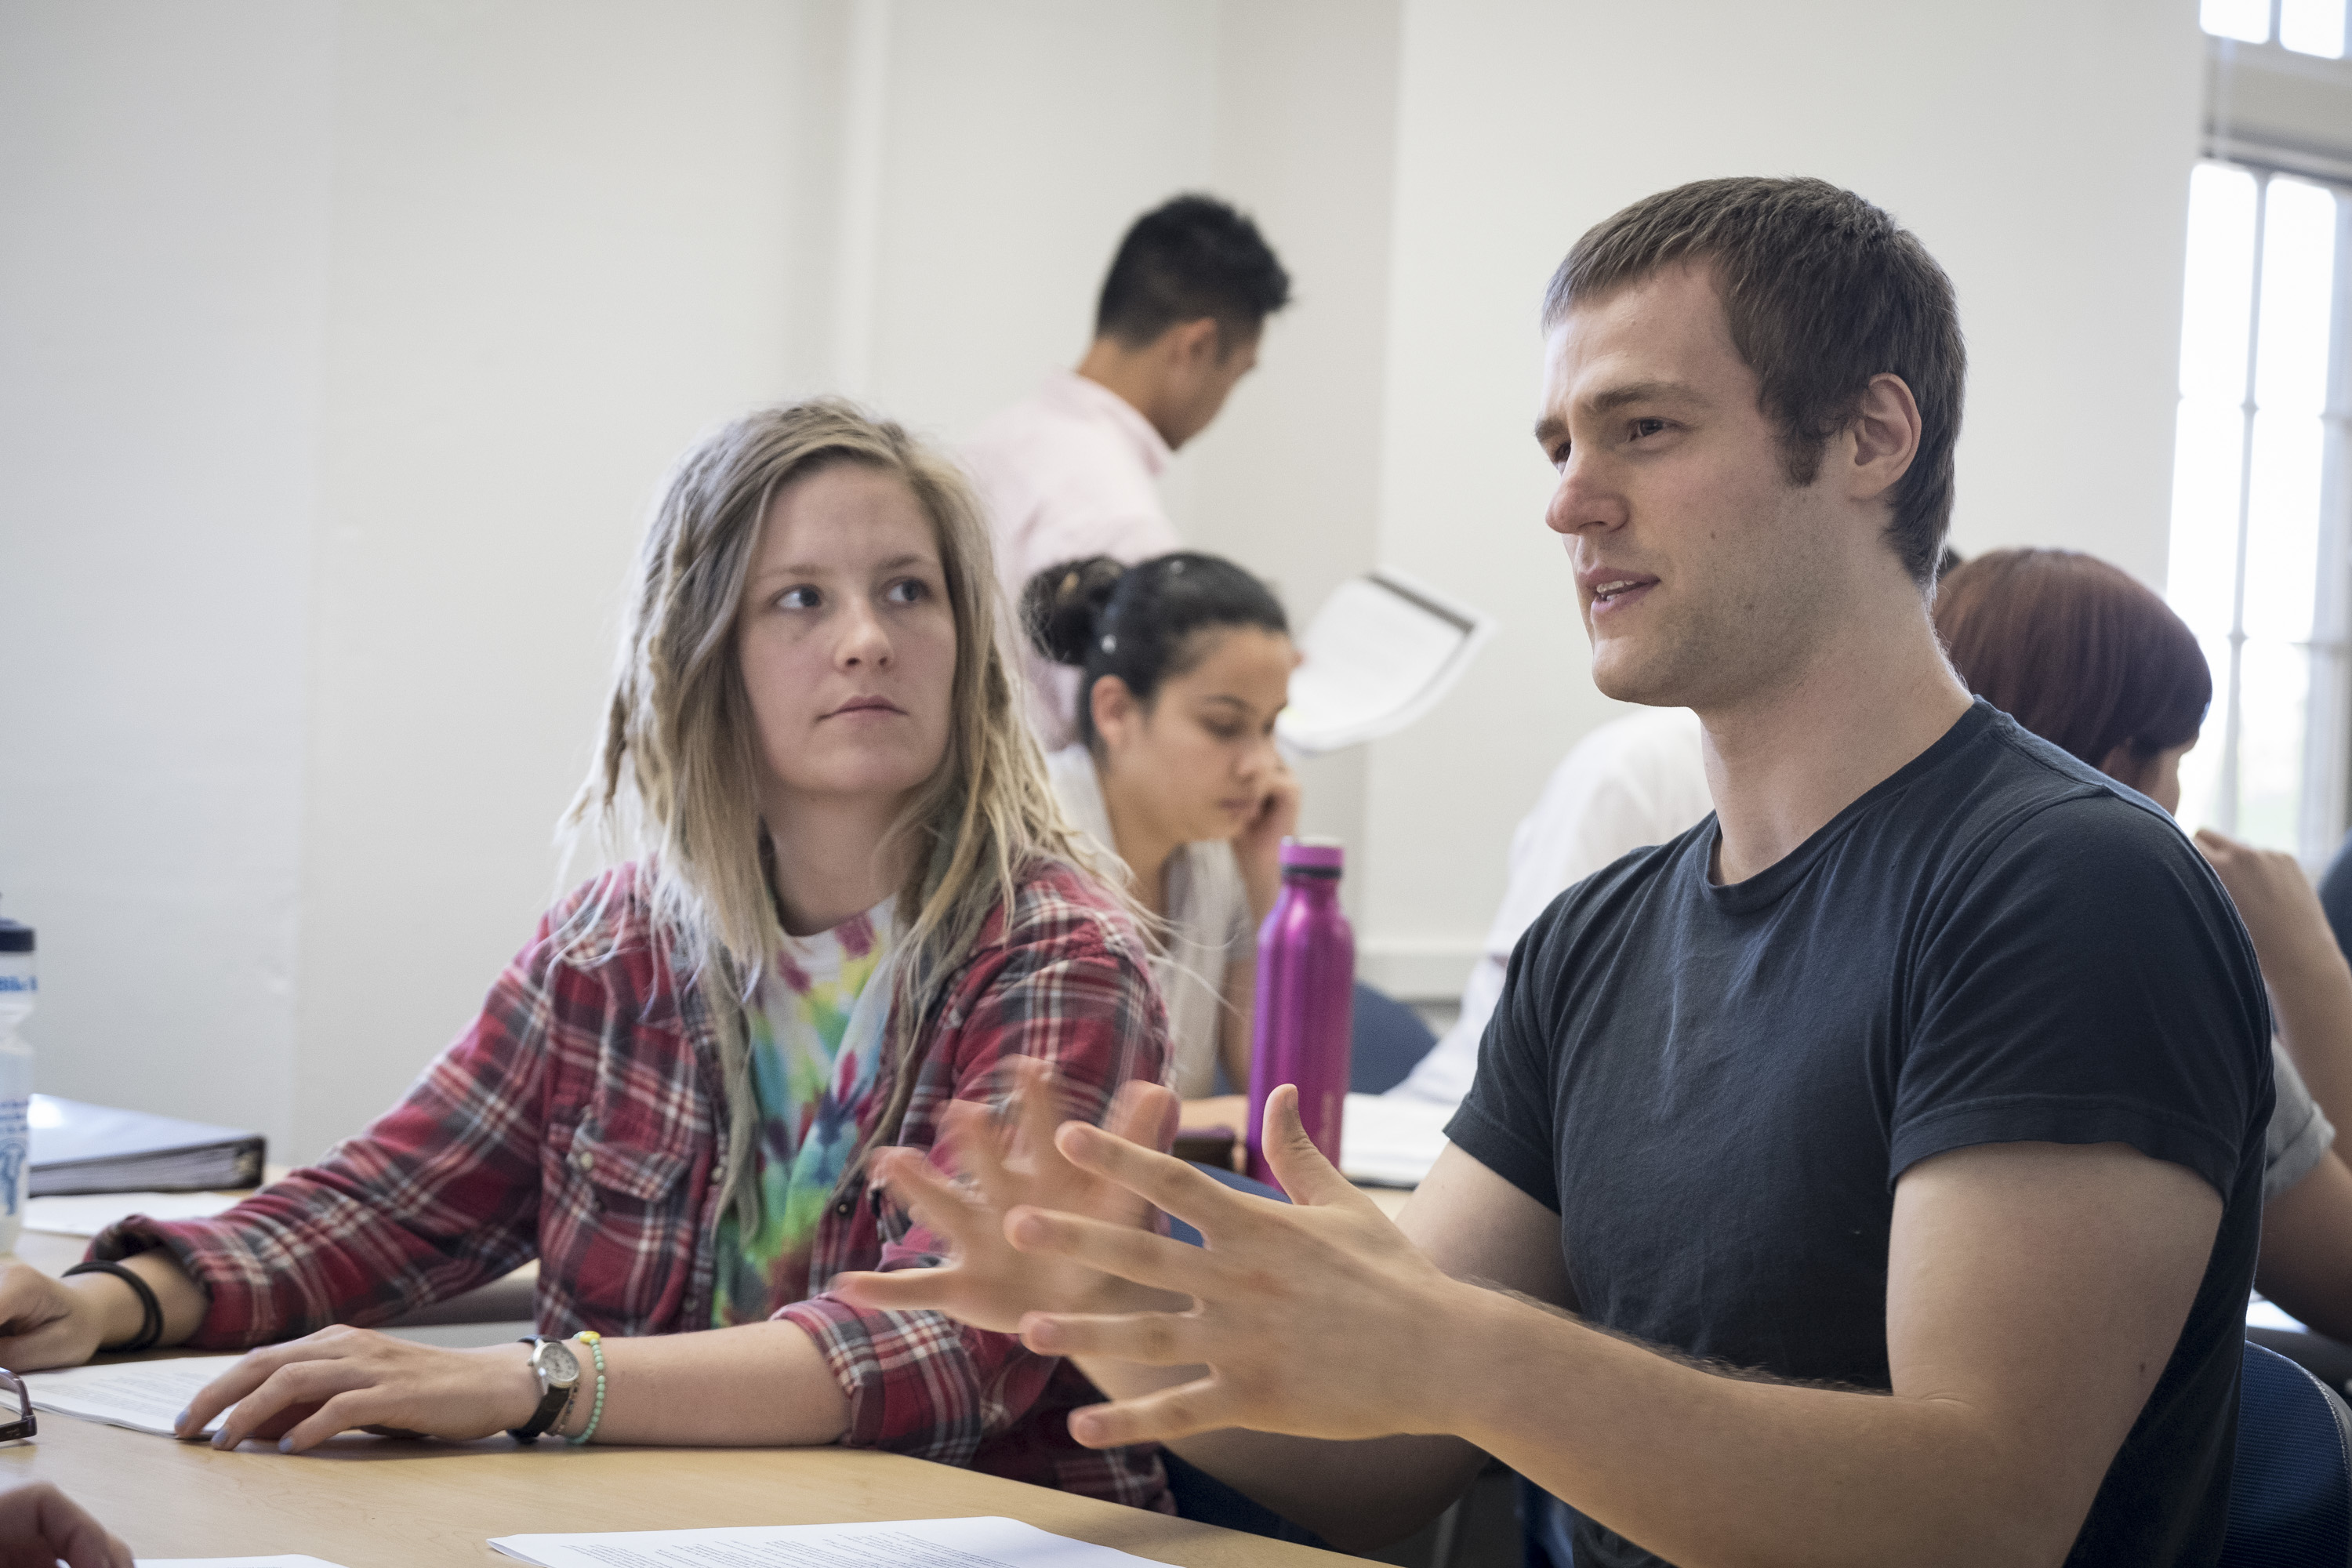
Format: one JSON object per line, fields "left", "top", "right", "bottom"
{"left": 0, "top": 402, "right": 1173, "bottom": 1508}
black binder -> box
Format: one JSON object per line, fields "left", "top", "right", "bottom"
{"left": 27, "top": 1095, "right": 265, "bottom": 1196}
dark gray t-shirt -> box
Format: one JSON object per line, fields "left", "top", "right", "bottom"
{"left": 1450, "top": 701, "right": 2270, "bottom": 1568}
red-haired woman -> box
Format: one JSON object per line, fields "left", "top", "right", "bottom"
{"left": 1937, "top": 546, "right": 2352, "bottom": 1354}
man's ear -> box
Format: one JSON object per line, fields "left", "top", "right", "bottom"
{"left": 1846, "top": 372, "right": 1922, "bottom": 503}
{"left": 1160, "top": 316, "right": 1222, "bottom": 370}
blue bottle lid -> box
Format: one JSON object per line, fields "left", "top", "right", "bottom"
{"left": 0, "top": 921, "right": 27, "bottom": 955}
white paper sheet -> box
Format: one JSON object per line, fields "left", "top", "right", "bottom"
{"left": 1338, "top": 1091, "right": 1450, "bottom": 1188}
{"left": 139, "top": 1557, "right": 351, "bottom": 1566}
{"left": 26, "top": 1190, "right": 242, "bottom": 1236}
{"left": 2249, "top": 1291, "right": 2309, "bottom": 1332}
{"left": 1277, "top": 569, "right": 1494, "bottom": 756}
{"left": 24, "top": 1354, "right": 241, "bottom": 1436}
{"left": 489, "top": 1516, "right": 1178, "bottom": 1568}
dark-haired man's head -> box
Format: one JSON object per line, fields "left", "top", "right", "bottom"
{"left": 1534, "top": 176, "right": 1965, "bottom": 712}
{"left": 1078, "top": 194, "right": 1291, "bottom": 450}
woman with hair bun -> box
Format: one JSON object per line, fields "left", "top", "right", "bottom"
{"left": 1023, "top": 552, "right": 1299, "bottom": 1100}
{"left": 1937, "top": 546, "right": 2352, "bottom": 1347}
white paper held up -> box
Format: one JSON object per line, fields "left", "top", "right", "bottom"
{"left": 1277, "top": 568, "right": 1494, "bottom": 756}
{"left": 489, "top": 1516, "right": 1179, "bottom": 1568}
{"left": 25, "top": 1355, "right": 241, "bottom": 1436}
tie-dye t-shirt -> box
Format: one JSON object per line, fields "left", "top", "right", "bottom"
{"left": 710, "top": 900, "right": 897, "bottom": 1327}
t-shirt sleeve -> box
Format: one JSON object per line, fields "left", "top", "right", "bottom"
{"left": 2266, "top": 1044, "right": 2335, "bottom": 1203}
{"left": 1890, "top": 796, "right": 2272, "bottom": 1199}
{"left": 1446, "top": 915, "right": 1568, "bottom": 1211}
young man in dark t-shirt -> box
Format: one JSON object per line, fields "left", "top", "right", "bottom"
{"left": 840, "top": 178, "right": 2272, "bottom": 1566}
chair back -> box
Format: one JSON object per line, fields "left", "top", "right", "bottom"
{"left": 1519, "top": 1476, "right": 1577, "bottom": 1568}
{"left": 1351, "top": 980, "right": 1437, "bottom": 1094}
{"left": 2224, "top": 1339, "right": 2352, "bottom": 1568}
{"left": 1165, "top": 1161, "right": 1287, "bottom": 1249}
{"left": 1160, "top": 1163, "right": 1323, "bottom": 1548}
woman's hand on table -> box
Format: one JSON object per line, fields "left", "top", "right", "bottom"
{"left": 177, "top": 1325, "right": 541, "bottom": 1454}
{"left": 831, "top": 1058, "right": 1186, "bottom": 1334}
{"left": 0, "top": 1252, "right": 205, "bottom": 1369}
{"left": 0, "top": 1480, "right": 133, "bottom": 1568}
{"left": 0, "top": 1264, "right": 114, "bottom": 1370}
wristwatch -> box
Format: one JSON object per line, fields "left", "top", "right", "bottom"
{"left": 509, "top": 1336, "right": 583, "bottom": 1443}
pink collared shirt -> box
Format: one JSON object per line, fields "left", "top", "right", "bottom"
{"left": 962, "top": 370, "right": 1179, "bottom": 749}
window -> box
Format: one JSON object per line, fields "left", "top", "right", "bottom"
{"left": 2203, "top": 0, "right": 2348, "bottom": 56}
{"left": 2169, "top": 9, "right": 2352, "bottom": 862}
{"left": 2168, "top": 163, "right": 2350, "bottom": 859}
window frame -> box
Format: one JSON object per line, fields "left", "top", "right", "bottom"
{"left": 2180, "top": 29, "right": 2352, "bottom": 866}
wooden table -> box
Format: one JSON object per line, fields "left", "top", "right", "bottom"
{"left": 3, "top": 1396, "right": 1361, "bottom": 1566}
{"left": 5, "top": 1223, "right": 1366, "bottom": 1566}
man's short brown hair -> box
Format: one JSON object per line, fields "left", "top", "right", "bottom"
{"left": 1544, "top": 177, "right": 1965, "bottom": 585}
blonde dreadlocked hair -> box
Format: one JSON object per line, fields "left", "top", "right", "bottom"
{"left": 565, "top": 399, "right": 1089, "bottom": 1230}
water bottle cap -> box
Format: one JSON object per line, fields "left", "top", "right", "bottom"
{"left": 0, "top": 920, "right": 28, "bottom": 955}
{"left": 1278, "top": 837, "right": 1345, "bottom": 875}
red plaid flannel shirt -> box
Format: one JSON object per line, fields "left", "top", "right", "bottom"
{"left": 97, "top": 860, "right": 1171, "bottom": 1510}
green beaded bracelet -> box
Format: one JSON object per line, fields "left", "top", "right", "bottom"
{"left": 566, "top": 1330, "right": 607, "bottom": 1445}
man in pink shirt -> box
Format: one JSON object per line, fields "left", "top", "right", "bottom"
{"left": 964, "top": 194, "right": 1290, "bottom": 747}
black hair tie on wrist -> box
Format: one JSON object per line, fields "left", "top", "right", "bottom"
{"left": 64, "top": 1261, "right": 165, "bottom": 1353}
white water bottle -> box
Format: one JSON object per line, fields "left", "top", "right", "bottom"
{"left": 0, "top": 911, "right": 33, "bottom": 1255}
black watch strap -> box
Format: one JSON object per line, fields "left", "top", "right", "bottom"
{"left": 507, "top": 1337, "right": 574, "bottom": 1443}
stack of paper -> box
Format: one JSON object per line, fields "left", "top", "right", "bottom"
{"left": 491, "top": 1519, "right": 1177, "bottom": 1568}
{"left": 1338, "top": 1091, "right": 1453, "bottom": 1188}
{"left": 31, "top": 1096, "right": 264, "bottom": 1196}
{"left": 24, "top": 1355, "right": 239, "bottom": 1436}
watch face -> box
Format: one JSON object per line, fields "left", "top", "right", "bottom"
{"left": 535, "top": 1339, "right": 580, "bottom": 1387}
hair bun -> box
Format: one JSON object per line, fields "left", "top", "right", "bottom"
{"left": 1022, "top": 557, "right": 1126, "bottom": 666}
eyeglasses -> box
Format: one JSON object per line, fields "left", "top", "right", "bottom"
{"left": 0, "top": 1368, "right": 35, "bottom": 1443}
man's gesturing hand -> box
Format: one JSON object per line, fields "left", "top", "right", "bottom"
{"left": 830, "top": 1057, "right": 1185, "bottom": 1333}
{"left": 1012, "top": 1084, "right": 1477, "bottom": 1450}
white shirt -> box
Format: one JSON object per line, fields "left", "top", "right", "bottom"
{"left": 1047, "top": 746, "right": 1252, "bottom": 1098}
{"left": 963, "top": 371, "right": 1180, "bottom": 750}
{"left": 1392, "top": 706, "right": 1714, "bottom": 1107}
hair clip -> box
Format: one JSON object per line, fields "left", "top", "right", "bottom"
{"left": 1101, "top": 633, "right": 1116, "bottom": 652}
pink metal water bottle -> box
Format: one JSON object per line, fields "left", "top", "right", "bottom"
{"left": 1246, "top": 837, "right": 1355, "bottom": 1189}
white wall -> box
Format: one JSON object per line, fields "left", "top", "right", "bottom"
{"left": 0, "top": 1, "right": 336, "bottom": 1142}
{"left": 0, "top": 0, "right": 2206, "bottom": 1161}
{"left": 863, "top": 1, "right": 1218, "bottom": 433}
{"left": 291, "top": 0, "right": 826, "bottom": 1160}
{"left": 1187, "top": 0, "right": 1404, "bottom": 923}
